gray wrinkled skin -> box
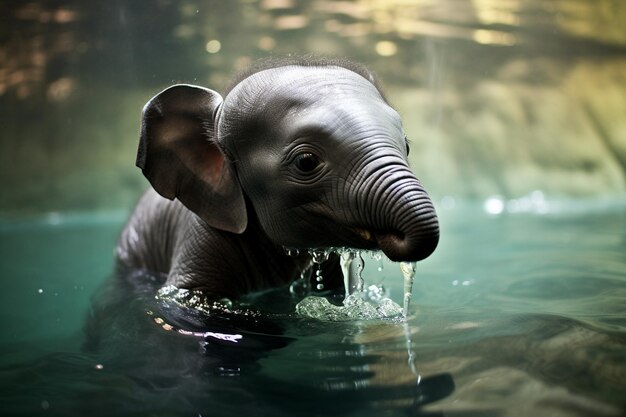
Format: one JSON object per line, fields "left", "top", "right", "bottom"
{"left": 117, "top": 61, "right": 439, "bottom": 299}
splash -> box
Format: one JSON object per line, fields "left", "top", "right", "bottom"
{"left": 155, "top": 285, "right": 251, "bottom": 316}
{"left": 291, "top": 248, "right": 418, "bottom": 321}
{"left": 284, "top": 246, "right": 420, "bottom": 321}
{"left": 296, "top": 293, "right": 403, "bottom": 321}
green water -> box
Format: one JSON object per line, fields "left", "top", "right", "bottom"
{"left": 2, "top": 1, "right": 625, "bottom": 415}
{"left": 0, "top": 203, "right": 624, "bottom": 416}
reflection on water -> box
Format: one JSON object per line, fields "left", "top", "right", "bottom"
{"left": 0, "top": 204, "right": 625, "bottom": 416}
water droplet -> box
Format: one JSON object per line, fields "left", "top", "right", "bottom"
{"left": 311, "top": 263, "right": 324, "bottom": 288}
{"left": 310, "top": 249, "right": 329, "bottom": 264}
{"left": 37, "top": 288, "right": 43, "bottom": 294}
{"left": 95, "top": 364, "right": 104, "bottom": 370}
{"left": 290, "top": 269, "right": 311, "bottom": 296}
{"left": 283, "top": 246, "right": 300, "bottom": 257}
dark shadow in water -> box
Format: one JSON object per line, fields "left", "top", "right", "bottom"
{"left": 0, "top": 269, "right": 456, "bottom": 416}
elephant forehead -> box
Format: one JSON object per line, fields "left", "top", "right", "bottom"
{"left": 224, "top": 66, "right": 384, "bottom": 114}
{"left": 284, "top": 99, "right": 403, "bottom": 143}
{"left": 221, "top": 66, "right": 405, "bottom": 150}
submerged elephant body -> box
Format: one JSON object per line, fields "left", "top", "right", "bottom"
{"left": 117, "top": 58, "right": 439, "bottom": 299}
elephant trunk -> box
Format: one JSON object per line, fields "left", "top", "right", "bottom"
{"left": 356, "top": 162, "right": 439, "bottom": 262}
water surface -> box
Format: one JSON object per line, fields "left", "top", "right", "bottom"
{"left": 0, "top": 203, "right": 625, "bottom": 416}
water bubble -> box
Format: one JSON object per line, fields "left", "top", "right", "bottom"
{"left": 366, "top": 284, "right": 387, "bottom": 302}
{"left": 316, "top": 283, "right": 324, "bottom": 290}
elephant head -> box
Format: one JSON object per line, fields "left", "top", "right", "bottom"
{"left": 137, "top": 58, "right": 439, "bottom": 263}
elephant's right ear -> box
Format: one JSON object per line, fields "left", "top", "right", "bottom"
{"left": 136, "top": 84, "right": 247, "bottom": 234}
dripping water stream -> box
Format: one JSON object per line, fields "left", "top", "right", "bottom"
{"left": 284, "top": 247, "right": 419, "bottom": 322}
{"left": 400, "top": 261, "right": 416, "bottom": 318}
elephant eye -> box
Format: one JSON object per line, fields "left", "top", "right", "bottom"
{"left": 293, "top": 152, "right": 321, "bottom": 173}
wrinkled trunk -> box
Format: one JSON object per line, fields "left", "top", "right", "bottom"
{"left": 355, "top": 160, "right": 439, "bottom": 262}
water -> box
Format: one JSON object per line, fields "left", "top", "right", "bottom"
{"left": 1, "top": 202, "right": 625, "bottom": 416}
{"left": 400, "top": 261, "right": 417, "bottom": 318}
{"left": 2, "top": 1, "right": 624, "bottom": 415}
{"left": 291, "top": 248, "right": 403, "bottom": 321}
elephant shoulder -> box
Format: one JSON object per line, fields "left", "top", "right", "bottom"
{"left": 116, "top": 188, "right": 189, "bottom": 274}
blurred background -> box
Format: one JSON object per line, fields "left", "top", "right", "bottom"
{"left": 1, "top": 0, "right": 625, "bottom": 216}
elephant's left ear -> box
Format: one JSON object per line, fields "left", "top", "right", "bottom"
{"left": 136, "top": 84, "right": 247, "bottom": 233}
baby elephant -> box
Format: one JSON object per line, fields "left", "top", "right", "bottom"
{"left": 116, "top": 58, "right": 439, "bottom": 299}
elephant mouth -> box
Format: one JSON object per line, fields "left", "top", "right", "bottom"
{"left": 353, "top": 227, "right": 375, "bottom": 243}
{"left": 353, "top": 227, "right": 405, "bottom": 248}
{"left": 296, "top": 222, "right": 436, "bottom": 263}
{"left": 352, "top": 227, "right": 404, "bottom": 254}
{"left": 352, "top": 227, "right": 433, "bottom": 262}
